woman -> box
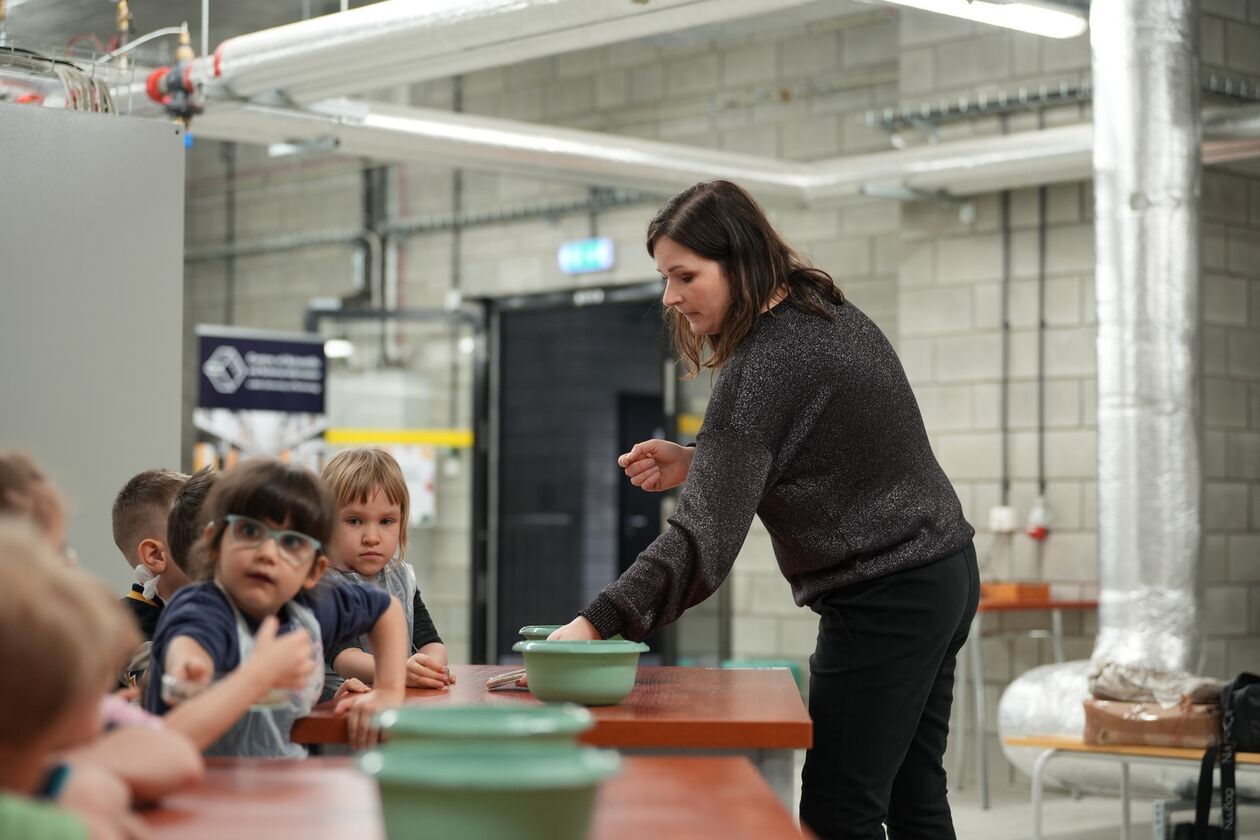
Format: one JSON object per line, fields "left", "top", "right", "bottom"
{"left": 550, "top": 180, "right": 978, "bottom": 840}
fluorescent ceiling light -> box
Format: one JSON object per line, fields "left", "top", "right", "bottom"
{"left": 881, "top": 0, "right": 1087, "bottom": 39}
{"left": 324, "top": 339, "right": 354, "bottom": 359}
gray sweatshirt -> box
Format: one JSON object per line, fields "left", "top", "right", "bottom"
{"left": 581, "top": 297, "right": 974, "bottom": 641}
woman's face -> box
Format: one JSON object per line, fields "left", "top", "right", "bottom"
{"left": 656, "top": 236, "right": 732, "bottom": 336}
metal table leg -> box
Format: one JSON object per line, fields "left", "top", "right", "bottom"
{"left": 1120, "top": 760, "right": 1131, "bottom": 840}
{"left": 1051, "top": 609, "right": 1065, "bottom": 663}
{"left": 1031, "top": 748, "right": 1058, "bottom": 840}
{"left": 970, "top": 611, "right": 988, "bottom": 810}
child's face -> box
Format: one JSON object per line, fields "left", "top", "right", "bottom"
{"left": 328, "top": 487, "right": 402, "bottom": 577}
{"left": 213, "top": 514, "right": 327, "bottom": 621}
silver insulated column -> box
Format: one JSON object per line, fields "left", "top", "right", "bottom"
{"left": 998, "top": 0, "right": 1205, "bottom": 795}
{"left": 1090, "top": 0, "right": 1201, "bottom": 672}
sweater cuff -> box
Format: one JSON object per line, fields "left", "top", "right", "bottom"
{"left": 580, "top": 594, "right": 626, "bottom": 640}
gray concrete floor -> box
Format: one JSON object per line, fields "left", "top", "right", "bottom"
{"left": 787, "top": 750, "right": 1260, "bottom": 839}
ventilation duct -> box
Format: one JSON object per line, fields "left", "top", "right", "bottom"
{"left": 187, "top": 96, "right": 1260, "bottom": 208}
{"left": 999, "top": 0, "right": 1215, "bottom": 797}
{"left": 188, "top": 0, "right": 835, "bottom": 105}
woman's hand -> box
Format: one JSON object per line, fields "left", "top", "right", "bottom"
{"left": 618, "top": 439, "right": 694, "bottom": 492}
{"left": 547, "top": 616, "right": 601, "bottom": 641}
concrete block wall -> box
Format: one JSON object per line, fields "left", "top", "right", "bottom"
{"left": 182, "top": 8, "right": 902, "bottom": 674}
{"left": 1200, "top": 163, "right": 1260, "bottom": 679}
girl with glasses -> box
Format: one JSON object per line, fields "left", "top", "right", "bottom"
{"left": 143, "top": 458, "right": 407, "bottom": 756}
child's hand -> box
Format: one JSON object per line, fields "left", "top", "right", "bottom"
{"left": 242, "top": 616, "right": 314, "bottom": 693}
{"left": 166, "top": 638, "right": 214, "bottom": 687}
{"left": 405, "top": 653, "right": 452, "bottom": 689}
{"left": 335, "top": 688, "right": 404, "bottom": 750}
{"left": 332, "top": 678, "right": 370, "bottom": 703}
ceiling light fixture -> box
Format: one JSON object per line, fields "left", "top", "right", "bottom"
{"left": 878, "top": 0, "right": 1087, "bottom": 39}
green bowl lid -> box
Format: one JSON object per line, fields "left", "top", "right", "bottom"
{"left": 376, "top": 703, "right": 593, "bottom": 737}
{"left": 518, "top": 624, "right": 563, "bottom": 636}
{"left": 360, "top": 746, "right": 621, "bottom": 789}
{"left": 512, "top": 640, "right": 649, "bottom": 655}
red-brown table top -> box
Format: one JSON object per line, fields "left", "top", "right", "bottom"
{"left": 977, "top": 598, "right": 1098, "bottom": 613}
{"left": 142, "top": 756, "right": 808, "bottom": 839}
{"left": 291, "top": 665, "right": 812, "bottom": 750}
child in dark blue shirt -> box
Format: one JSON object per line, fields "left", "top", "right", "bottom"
{"left": 144, "top": 458, "right": 406, "bottom": 756}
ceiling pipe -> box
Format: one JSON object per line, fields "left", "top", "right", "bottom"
{"left": 998, "top": 0, "right": 1213, "bottom": 799}
{"left": 188, "top": 0, "right": 834, "bottom": 105}
{"left": 188, "top": 97, "right": 1260, "bottom": 208}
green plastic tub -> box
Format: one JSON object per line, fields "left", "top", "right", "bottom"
{"left": 512, "top": 640, "right": 649, "bottom": 706}
{"left": 376, "top": 703, "right": 592, "bottom": 750}
{"left": 360, "top": 745, "right": 620, "bottom": 840}
{"left": 518, "top": 624, "right": 563, "bottom": 640}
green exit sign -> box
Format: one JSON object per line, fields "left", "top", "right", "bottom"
{"left": 557, "top": 237, "right": 615, "bottom": 274}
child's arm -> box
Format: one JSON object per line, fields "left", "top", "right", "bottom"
{"left": 59, "top": 725, "right": 203, "bottom": 805}
{"left": 330, "top": 646, "right": 376, "bottom": 683}
{"left": 338, "top": 597, "right": 406, "bottom": 750}
{"left": 161, "top": 617, "right": 315, "bottom": 752}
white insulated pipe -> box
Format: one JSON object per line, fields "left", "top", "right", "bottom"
{"left": 190, "top": 0, "right": 829, "bottom": 104}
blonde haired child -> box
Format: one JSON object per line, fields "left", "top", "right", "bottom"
{"left": 144, "top": 458, "right": 406, "bottom": 754}
{"left": 0, "top": 520, "right": 147, "bottom": 839}
{"left": 321, "top": 448, "right": 450, "bottom": 701}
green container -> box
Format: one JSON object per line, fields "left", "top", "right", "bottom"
{"left": 518, "top": 624, "right": 563, "bottom": 640}
{"left": 512, "top": 640, "right": 649, "bottom": 706}
{"left": 376, "top": 703, "right": 593, "bottom": 750}
{"left": 361, "top": 746, "right": 620, "bottom": 840}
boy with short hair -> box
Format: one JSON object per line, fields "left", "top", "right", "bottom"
{"left": 112, "top": 469, "right": 187, "bottom": 639}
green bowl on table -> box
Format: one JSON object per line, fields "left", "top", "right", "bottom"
{"left": 375, "top": 703, "right": 593, "bottom": 751}
{"left": 512, "top": 639, "right": 649, "bottom": 706}
{"left": 360, "top": 745, "right": 620, "bottom": 840}
{"left": 519, "top": 624, "right": 563, "bottom": 641}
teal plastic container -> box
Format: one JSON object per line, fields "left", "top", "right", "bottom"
{"left": 376, "top": 704, "right": 593, "bottom": 750}
{"left": 361, "top": 746, "right": 620, "bottom": 840}
{"left": 512, "top": 640, "right": 649, "bottom": 706}
{"left": 721, "top": 658, "right": 804, "bottom": 691}
{"left": 518, "top": 624, "right": 563, "bottom": 640}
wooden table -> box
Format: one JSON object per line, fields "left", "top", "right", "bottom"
{"left": 293, "top": 665, "right": 811, "bottom": 805}
{"left": 143, "top": 756, "right": 808, "bottom": 839}
{"left": 1006, "top": 736, "right": 1260, "bottom": 840}
{"left": 959, "top": 598, "right": 1099, "bottom": 810}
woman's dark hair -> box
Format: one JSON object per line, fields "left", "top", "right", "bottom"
{"left": 647, "top": 180, "right": 845, "bottom": 377}
{"left": 197, "top": 458, "right": 335, "bottom": 579}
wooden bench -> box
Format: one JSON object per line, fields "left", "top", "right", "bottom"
{"left": 1005, "top": 735, "right": 1260, "bottom": 840}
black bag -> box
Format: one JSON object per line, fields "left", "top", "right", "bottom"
{"left": 1183, "top": 673, "right": 1260, "bottom": 840}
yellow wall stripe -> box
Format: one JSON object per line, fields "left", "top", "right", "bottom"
{"left": 677, "top": 413, "right": 703, "bottom": 437}
{"left": 325, "top": 428, "right": 474, "bottom": 448}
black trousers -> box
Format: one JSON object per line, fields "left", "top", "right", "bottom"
{"left": 800, "top": 543, "right": 979, "bottom": 840}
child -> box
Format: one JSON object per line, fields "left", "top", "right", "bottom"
{"left": 0, "top": 452, "right": 205, "bottom": 806}
{"left": 0, "top": 451, "right": 71, "bottom": 562}
{"left": 0, "top": 520, "right": 149, "bottom": 839}
{"left": 113, "top": 468, "right": 188, "bottom": 640}
{"left": 321, "top": 448, "right": 451, "bottom": 702}
{"left": 166, "top": 467, "right": 218, "bottom": 582}
{"left": 145, "top": 457, "right": 407, "bottom": 755}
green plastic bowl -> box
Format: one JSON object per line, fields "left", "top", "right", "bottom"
{"left": 518, "top": 624, "right": 563, "bottom": 640}
{"left": 376, "top": 704, "right": 593, "bottom": 750}
{"left": 360, "top": 745, "right": 620, "bottom": 840}
{"left": 512, "top": 640, "right": 649, "bottom": 706}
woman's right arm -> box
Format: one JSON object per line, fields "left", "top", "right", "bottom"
{"left": 617, "top": 439, "right": 695, "bottom": 492}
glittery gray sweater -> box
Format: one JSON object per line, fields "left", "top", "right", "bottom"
{"left": 581, "top": 298, "right": 974, "bottom": 641}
